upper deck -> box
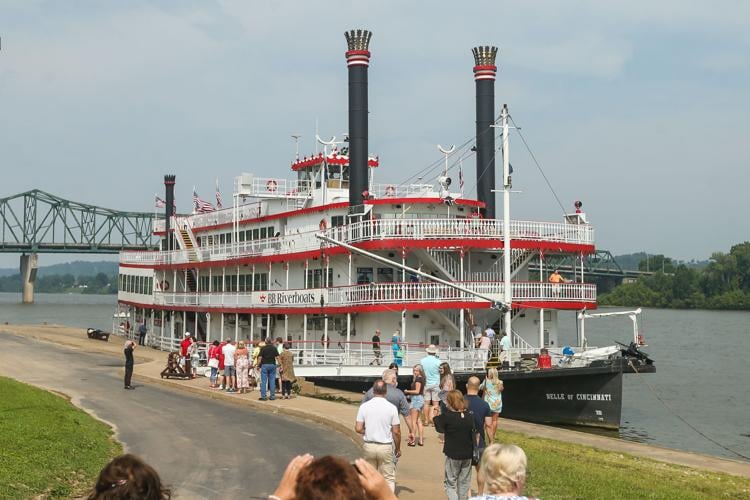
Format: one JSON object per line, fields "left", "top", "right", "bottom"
{"left": 123, "top": 215, "right": 594, "bottom": 268}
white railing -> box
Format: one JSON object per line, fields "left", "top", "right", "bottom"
{"left": 145, "top": 281, "right": 596, "bottom": 309}
{"left": 242, "top": 178, "right": 312, "bottom": 200}
{"left": 125, "top": 218, "right": 593, "bottom": 266}
{"left": 339, "top": 218, "right": 593, "bottom": 245}
{"left": 294, "top": 341, "right": 487, "bottom": 372}
{"left": 371, "top": 183, "right": 437, "bottom": 198}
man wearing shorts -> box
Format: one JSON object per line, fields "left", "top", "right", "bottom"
{"left": 420, "top": 344, "right": 441, "bottom": 425}
{"left": 222, "top": 340, "right": 237, "bottom": 393}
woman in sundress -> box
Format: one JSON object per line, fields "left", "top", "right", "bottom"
{"left": 480, "top": 367, "right": 504, "bottom": 444}
{"left": 235, "top": 341, "right": 251, "bottom": 394}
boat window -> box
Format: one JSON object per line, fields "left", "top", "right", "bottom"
{"left": 306, "top": 268, "right": 333, "bottom": 288}
{"left": 253, "top": 273, "right": 268, "bottom": 291}
{"left": 239, "top": 231, "right": 246, "bottom": 242}
{"left": 357, "top": 267, "right": 373, "bottom": 284}
{"left": 260, "top": 227, "right": 267, "bottom": 239}
{"left": 226, "top": 232, "right": 232, "bottom": 244}
{"left": 377, "top": 268, "right": 393, "bottom": 283}
{"left": 331, "top": 216, "right": 345, "bottom": 227}
{"left": 253, "top": 229, "right": 260, "bottom": 240}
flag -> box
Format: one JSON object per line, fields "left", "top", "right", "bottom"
{"left": 215, "top": 179, "right": 223, "bottom": 209}
{"left": 193, "top": 189, "right": 215, "bottom": 213}
{"left": 459, "top": 160, "right": 465, "bottom": 190}
{"left": 155, "top": 195, "right": 176, "bottom": 211}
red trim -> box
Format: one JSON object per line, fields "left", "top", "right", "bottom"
{"left": 366, "top": 197, "right": 485, "bottom": 208}
{"left": 473, "top": 65, "right": 497, "bottom": 72}
{"left": 190, "top": 198, "right": 484, "bottom": 233}
{"left": 291, "top": 154, "right": 379, "bottom": 170}
{"left": 346, "top": 49, "right": 371, "bottom": 57}
{"left": 119, "top": 240, "right": 595, "bottom": 270}
{"left": 118, "top": 299, "right": 595, "bottom": 315}
{"left": 191, "top": 202, "right": 349, "bottom": 233}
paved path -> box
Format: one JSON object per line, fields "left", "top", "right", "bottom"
{"left": 2, "top": 324, "right": 749, "bottom": 500}
{"left": 0, "top": 333, "right": 360, "bottom": 499}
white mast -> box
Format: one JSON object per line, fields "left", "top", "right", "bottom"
{"left": 501, "top": 104, "right": 512, "bottom": 338}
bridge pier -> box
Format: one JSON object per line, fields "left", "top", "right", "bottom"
{"left": 20, "top": 253, "right": 39, "bottom": 304}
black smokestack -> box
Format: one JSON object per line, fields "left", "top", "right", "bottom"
{"left": 472, "top": 46, "right": 498, "bottom": 218}
{"left": 345, "top": 29, "right": 372, "bottom": 209}
{"left": 164, "top": 174, "right": 175, "bottom": 251}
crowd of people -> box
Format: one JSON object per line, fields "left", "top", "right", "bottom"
{"left": 117, "top": 334, "right": 534, "bottom": 499}
{"left": 352, "top": 344, "right": 527, "bottom": 499}
{"left": 178, "top": 332, "right": 297, "bottom": 400}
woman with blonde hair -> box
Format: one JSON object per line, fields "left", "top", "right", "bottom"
{"left": 434, "top": 390, "right": 476, "bottom": 500}
{"left": 470, "top": 444, "right": 531, "bottom": 499}
{"left": 235, "top": 341, "right": 251, "bottom": 394}
{"left": 404, "top": 363, "right": 426, "bottom": 446}
{"left": 480, "top": 368, "right": 504, "bottom": 444}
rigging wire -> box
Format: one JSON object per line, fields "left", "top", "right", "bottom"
{"left": 509, "top": 114, "right": 567, "bottom": 216}
{"left": 628, "top": 360, "right": 750, "bottom": 461}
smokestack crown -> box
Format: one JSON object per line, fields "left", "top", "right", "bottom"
{"left": 345, "top": 29, "right": 372, "bottom": 51}
{"left": 472, "top": 46, "right": 498, "bottom": 81}
{"left": 345, "top": 29, "right": 373, "bottom": 67}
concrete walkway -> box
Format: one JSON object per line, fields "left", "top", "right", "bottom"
{"left": 3, "top": 324, "right": 749, "bottom": 497}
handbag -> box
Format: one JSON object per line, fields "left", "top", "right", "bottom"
{"left": 471, "top": 416, "right": 483, "bottom": 466}
{"left": 207, "top": 358, "right": 219, "bottom": 369}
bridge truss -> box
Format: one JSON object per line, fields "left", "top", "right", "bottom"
{"left": 529, "top": 250, "right": 647, "bottom": 279}
{"left": 0, "top": 190, "right": 159, "bottom": 253}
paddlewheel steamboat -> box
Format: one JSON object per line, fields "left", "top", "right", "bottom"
{"left": 116, "top": 29, "right": 653, "bottom": 429}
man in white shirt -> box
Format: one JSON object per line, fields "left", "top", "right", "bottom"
{"left": 222, "top": 340, "right": 237, "bottom": 392}
{"left": 499, "top": 331, "right": 512, "bottom": 367}
{"left": 355, "top": 379, "right": 401, "bottom": 492}
{"left": 485, "top": 324, "right": 496, "bottom": 340}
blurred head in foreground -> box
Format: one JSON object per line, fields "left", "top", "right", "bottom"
{"left": 88, "top": 454, "right": 170, "bottom": 500}
{"left": 295, "top": 455, "right": 366, "bottom": 500}
{"left": 478, "top": 444, "right": 528, "bottom": 496}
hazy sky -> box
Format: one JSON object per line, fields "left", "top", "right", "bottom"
{"left": 1, "top": 1, "right": 748, "bottom": 268}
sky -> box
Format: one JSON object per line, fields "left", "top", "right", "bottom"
{"left": 1, "top": 0, "right": 748, "bottom": 268}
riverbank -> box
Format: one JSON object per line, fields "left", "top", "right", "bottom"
{"left": 2, "top": 324, "right": 749, "bottom": 499}
{"left": 0, "top": 376, "right": 121, "bottom": 498}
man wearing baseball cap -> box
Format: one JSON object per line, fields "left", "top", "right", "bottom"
{"left": 420, "top": 344, "right": 441, "bottom": 425}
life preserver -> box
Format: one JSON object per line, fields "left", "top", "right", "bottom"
{"left": 319, "top": 219, "right": 328, "bottom": 231}
{"left": 385, "top": 185, "right": 396, "bottom": 197}
{"left": 266, "top": 180, "right": 278, "bottom": 192}
{"left": 160, "top": 280, "right": 170, "bottom": 291}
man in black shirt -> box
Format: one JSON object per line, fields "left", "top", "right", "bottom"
{"left": 124, "top": 340, "right": 136, "bottom": 389}
{"left": 258, "top": 337, "right": 280, "bottom": 401}
{"left": 138, "top": 323, "right": 147, "bottom": 346}
{"left": 465, "top": 376, "right": 492, "bottom": 493}
{"left": 370, "top": 329, "right": 382, "bottom": 366}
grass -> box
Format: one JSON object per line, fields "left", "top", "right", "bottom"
{"left": 0, "top": 377, "right": 121, "bottom": 499}
{"left": 498, "top": 429, "right": 750, "bottom": 500}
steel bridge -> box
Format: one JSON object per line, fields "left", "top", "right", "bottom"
{"left": 0, "top": 189, "right": 159, "bottom": 302}
{"left": 529, "top": 249, "right": 651, "bottom": 283}
{"left": 0, "top": 189, "right": 158, "bottom": 253}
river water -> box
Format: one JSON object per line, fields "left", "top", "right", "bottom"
{"left": 1, "top": 292, "right": 748, "bottom": 462}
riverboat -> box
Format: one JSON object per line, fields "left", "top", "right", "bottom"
{"left": 116, "top": 29, "right": 653, "bottom": 429}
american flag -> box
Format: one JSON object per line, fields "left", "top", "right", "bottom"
{"left": 155, "top": 195, "right": 176, "bottom": 211}
{"left": 215, "top": 180, "right": 223, "bottom": 209}
{"left": 193, "top": 189, "right": 215, "bottom": 213}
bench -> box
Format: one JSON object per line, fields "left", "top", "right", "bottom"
{"left": 86, "top": 328, "right": 110, "bottom": 341}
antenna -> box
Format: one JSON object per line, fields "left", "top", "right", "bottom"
{"left": 437, "top": 144, "right": 456, "bottom": 177}
{"left": 291, "top": 135, "right": 302, "bottom": 160}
